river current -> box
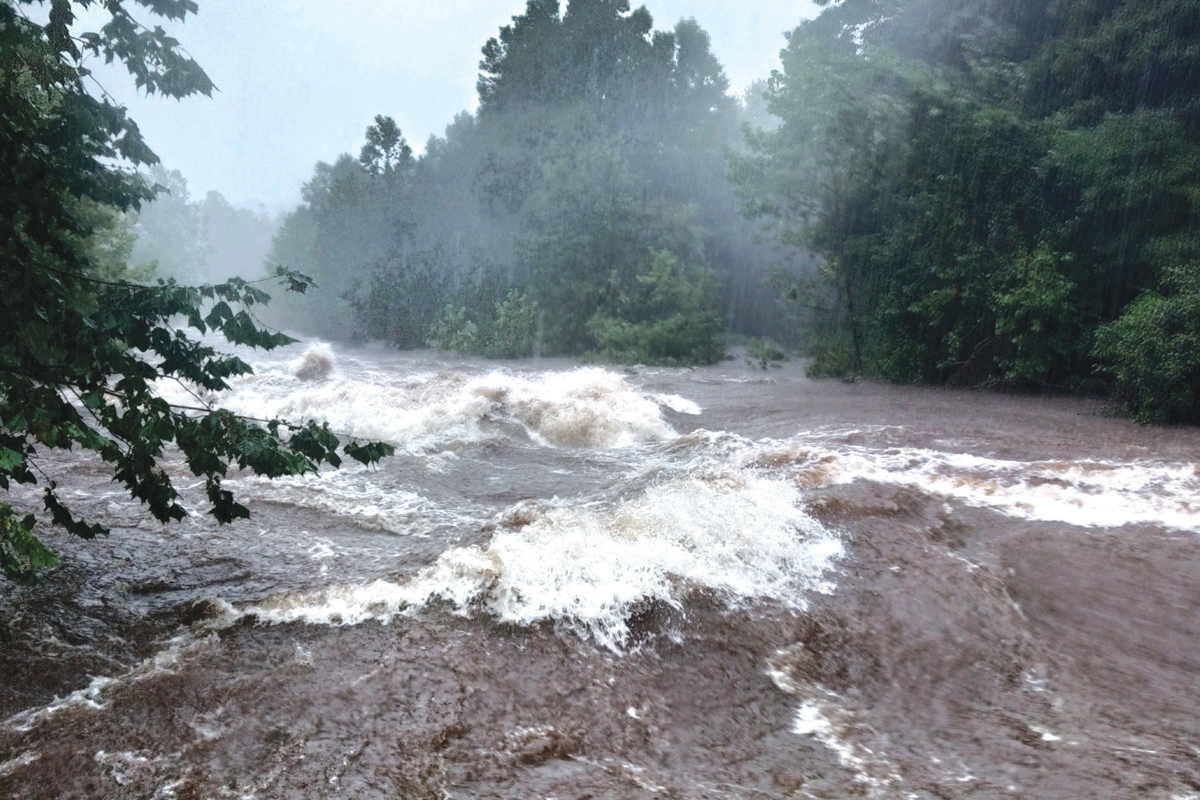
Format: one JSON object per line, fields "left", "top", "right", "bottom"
{"left": 3, "top": 341, "right": 1200, "bottom": 798}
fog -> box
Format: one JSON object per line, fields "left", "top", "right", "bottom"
{"left": 71, "top": 0, "right": 820, "bottom": 210}
{"left": 42, "top": 0, "right": 1200, "bottom": 397}
{"left": 6, "top": 3, "right": 1200, "bottom": 797}
{"left": 101, "top": 0, "right": 822, "bottom": 357}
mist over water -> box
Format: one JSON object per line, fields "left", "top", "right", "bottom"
{"left": 4, "top": 340, "right": 1200, "bottom": 798}
{"left": 8, "top": 0, "right": 1200, "bottom": 796}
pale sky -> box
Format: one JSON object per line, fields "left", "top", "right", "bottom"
{"left": 74, "top": 1, "right": 821, "bottom": 211}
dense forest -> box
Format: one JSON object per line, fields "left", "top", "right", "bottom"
{"left": 252, "top": 0, "right": 1200, "bottom": 422}
{"left": 733, "top": 0, "right": 1200, "bottom": 422}
{"left": 260, "top": 2, "right": 798, "bottom": 365}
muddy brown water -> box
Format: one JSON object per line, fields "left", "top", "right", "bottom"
{"left": 2, "top": 344, "right": 1200, "bottom": 799}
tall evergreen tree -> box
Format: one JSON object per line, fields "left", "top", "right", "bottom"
{"left": 270, "top": 0, "right": 777, "bottom": 361}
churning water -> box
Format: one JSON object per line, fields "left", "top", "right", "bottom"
{"left": 3, "top": 340, "right": 1200, "bottom": 798}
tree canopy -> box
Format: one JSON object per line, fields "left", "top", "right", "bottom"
{"left": 262, "top": 0, "right": 796, "bottom": 364}
{"left": 5, "top": 0, "right": 1195, "bottom": 589}
{"left": 0, "top": 0, "right": 393, "bottom": 583}
{"left": 733, "top": 0, "right": 1200, "bottom": 421}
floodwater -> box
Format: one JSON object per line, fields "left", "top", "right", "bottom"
{"left": 3, "top": 341, "right": 1200, "bottom": 799}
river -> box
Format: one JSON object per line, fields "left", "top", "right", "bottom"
{"left": 3, "top": 340, "right": 1200, "bottom": 798}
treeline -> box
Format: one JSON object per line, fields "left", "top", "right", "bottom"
{"left": 132, "top": 166, "right": 279, "bottom": 285}
{"left": 263, "top": 0, "right": 1200, "bottom": 421}
{"left": 732, "top": 0, "right": 1200, "bottom": 422}
{"left": 263, "top": 0, "right": 798, "bottom": 365}
{"left": 28, "top": 164, "right": 278, "bottom": 289}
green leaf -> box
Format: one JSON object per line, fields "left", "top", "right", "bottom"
{"left": 0, "top": 447, "right": 25, "bottom": 473}
{"left": 344, "top": 440, "right": 397, "bottom": 467}
{"left": 0, "top": 503, "right": 60, "bottom": 584}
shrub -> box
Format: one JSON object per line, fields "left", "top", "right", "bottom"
{"left": 1094, "top": 271, "right": 1200, "bottom": 424}
{"left": 429, "top": 290, "right": 539, "bottom": 359}
{"left": 485, "top": 289, "right": 540, "bottom": 359}
{"left": 805, "top": 345, "right": 857, "bottom": 380}
{"left": 428, "top": 304, "right": 481, "bottom": 355}
{"left": 588, "top": 250, "right": 726, "bottom": 366}
{"left": 746, "top": 338, "right": 789, "bottom": 369}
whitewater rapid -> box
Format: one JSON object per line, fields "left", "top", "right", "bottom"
{"left": 162, "top": 342, "right": 1200, "bottom": 647}
{"left": 6, "top": 339, "right": 1200, "bottom": 800}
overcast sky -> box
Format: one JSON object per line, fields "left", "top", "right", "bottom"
{"left": 75, "top": 1, "right": 821, "bottom": 211}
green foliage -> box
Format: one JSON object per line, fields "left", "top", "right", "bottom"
{"left": 349, "top": 251, "right": 451, "bottom": 348}
{"left": 477, "top": 0, "right": 659, "bottom": 116}
{"left": 268, "top": 1, "right": 786, "bottom": 356}
{"left": 746, "top": 338, "right": 789, "bottom": 370}
{"left": 992, "top": 245, "right": 1080, "bottom": 384}
{"left": 516, "top": 106, "right": 659, "bottom": 353}
{"left": 0, "top": 504, "right": 60, "bottom": 585}
{"left": 805, "top": 345, "right": 858, "bottom": 380}
{"left": 488, "top": 289, "right": 540, "bottom": 359}
{"left": 733, "top": 0, "right": 1200, "bottom": 419}
{"left": 1094, "top": 266, "right": 1200, "bottom": 424}
{"left": 587, "top": 250, "right": 726, "bottom": 365}
{"left": 430, "top": 290, "right": 540, "bottom": 359}
{"left": 360, "top": 115, "right": 414, "bottom": 176}
{"left": 74, "top": 198, "right": 155, "bottom": 283}
{"left": 263, "top": 153, "right": 404, "bottom": 337}
{"left": 0, "top": 1, "right": 394, "bottom": 583}
{"left": 428, "top": 305, "right": 482, "bottom": 355}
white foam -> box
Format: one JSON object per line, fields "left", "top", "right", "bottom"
{"left": 3, "top": 634, "right": 222, "bottom": 733}
{"left": 207, "top": 363, "right": 680, "bottom": 453}
{"left": 241, "top": 471, "right": 842, "bottom": 650}
{"left": 750, "top": 440, "right": 1200, "bottom": 531}
{"left": 792, "top": 701, "right": 835, "bottom": 737}
{"left": 1031, "top": 726, "right": 1062, "bottom": 742}
{"left": 3, "top": 676, "right": 116, "bottom": 733}
{"left": 789, "top": 694, "right": 907, "bottom": 793}
{"left": 0, "top": 751, "right": 39, "bottom": 777}
{"left": 290, "top": 342, "right": 334, "bottom": 382}
{"left": 94, "top": 750, "right": 152, "bottom": 787}
{"left": 653, "top": 393, "right": 702, "bottom": 415}
{"left": 469, "top": 368, "right": 680, "bottom": 448}
{"left": 224, "top": 465, "right": 480, "bottom": 536}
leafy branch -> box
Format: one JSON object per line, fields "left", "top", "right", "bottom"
{"left": 1, "top": 266, "right": 394, "bottom": 582}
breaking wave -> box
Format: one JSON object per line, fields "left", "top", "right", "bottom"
{"left": 236, "top": 470, "right": 843, "bottom": 650}
{"left": 290, "top": 342, "right": 335, "bottom": 381}
{"left": 748, "top": 439, "right": 1200, "bottom": 531}
{"left": 204, "top": 345, "right": 682, "bottom": 452}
